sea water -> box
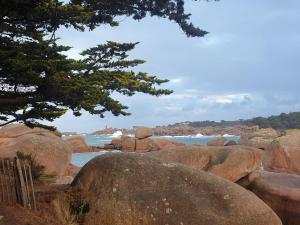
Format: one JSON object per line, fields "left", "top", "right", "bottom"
{"left": 71, "top": 134, "right": 240, "bottom": 167}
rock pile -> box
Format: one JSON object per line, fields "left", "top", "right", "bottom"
{"left": 104, "top": 126, "right": 182, "bottom": 152}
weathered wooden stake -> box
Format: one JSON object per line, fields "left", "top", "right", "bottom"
{"left": 27, "top": 164, "right": 37, "bottom": 210}
{"left": 16, "top": 158, "right": 27, "bottom": 207}
{"left": 13, "top": 159, "right": 21, "bottom": 203}
{"left": 0, "top": 160, "right": 5, "bottom": 203}
{"left": 6, "top": 160, "right": 14, "bottom": 204}
{"left": 2, "top": 159, "right": 10, "bottom": 204}
{"left": 23, "top": 164, "right": 31, "bottom": 208}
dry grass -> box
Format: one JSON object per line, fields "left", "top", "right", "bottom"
{"left": 51, "top": 196, "right": 78, "bottom": 225}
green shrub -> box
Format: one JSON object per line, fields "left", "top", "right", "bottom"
{"left": 16, "top": 151, "right": 45, "bottom": 180}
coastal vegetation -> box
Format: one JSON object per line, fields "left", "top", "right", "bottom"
{"left": 0, "top": 0, "right": 212, "bottom": 130}
{"left": 171, "top": 111, "right": 300, "bottom": 130}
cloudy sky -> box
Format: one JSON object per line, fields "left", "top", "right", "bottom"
{"left": 51, "top": 0, "right": 300, "bottom": 133}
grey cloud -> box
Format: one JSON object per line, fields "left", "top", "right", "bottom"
{"left": 51, "top": 0, "right": 300, "bottom": 132}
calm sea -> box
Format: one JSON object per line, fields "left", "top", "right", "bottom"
{"left": 71, "top": 134, "right": 240, "bottom": 167}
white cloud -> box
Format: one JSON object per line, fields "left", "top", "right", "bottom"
{"left": 160, "top": 93, "right": 196, "bottom": 100}
{"left": 201, "top": 94, "right": 252, "bottom": 105}
{"left": 196, "top": 34, "right": 234, "bottom": 48}
{"left": 169, "top": 78, "right": 183, "bottom": 84}
{"left": 164, "top": 105, "right": 182, "bottom": 111}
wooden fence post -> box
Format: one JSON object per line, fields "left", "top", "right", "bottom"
{"left": 23, "top": 164, "right": 31, "bottom": 209}
{"left": 1, "top": 159, "right": 10, "bottom": 204}
{"left": 13, "top": 158, "right": 21, "bottom": 204}
{"left": 6, "top": 159, "right": 16, "bottom": 204}
{"left": 15, "top": 158, "right": 27, "bottom": 207}
{"left": 28, "top": 164, "right": 37, "bottom": 210}
{"left": 0, "top": 160, "right": 5, "bottom": 203}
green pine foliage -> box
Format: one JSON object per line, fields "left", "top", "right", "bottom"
{"left": 0, "top": 0, "right": 212, "bottom": 129}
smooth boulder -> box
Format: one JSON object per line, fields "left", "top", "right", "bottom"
{"left": 148, "top": 145, "right": 263, "bottom": 182}
{"left": 147, "top": 146, "right": 210, "bottom": 170}
{"left": 71, "top": 153, "right": 281, "bottom": 225}
{"left": 0, "top": 123, "right": 61, "bottom": 138}
{"left": 208, "top": 146, "right": 264, "bottom": 182}
{"left": 246, "top": 170, "right": 300, "bottom": 225}
{"left": 264, "top": 130, "right": 300, "bottom": 174}
{"left": 66, "top": 135, "right": 92, "bottom": 153}
{"left": 240, "top": 128, "right": 279, "bottom": 150}
{"left": 0, "top": 125, "right": 72, "bottom": 178}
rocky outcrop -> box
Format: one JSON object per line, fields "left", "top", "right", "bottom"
{"left": 243, "top": 170, "right": 300, "bottom": 225}
{"left": 134, "top": 126, "right": 153, "bottom": 139}
{"left": 104, "top": 134, "right": 182, "bottom": 153}
{"left": 240, "top": 128, "right": 279, "bottom": 150}
{"left": 92, "top": 125, "right": 260, "bottom": 137}
{"left": 148, "top": 145, "right": 263, "bottom": 182}
{"left": 263, "top": 130, "right": 300, "bottom": 175}
{"left": 66, "top": 135, "right": 92, "bottom": 153}
{"left": 0, "top": 124, "right": 72, "bottom": 179}
{"left": 207, "top": 137, "right": 225, "bottom": 146}
{"left": 72, "top": 153, "right": 281, "bottom": 225}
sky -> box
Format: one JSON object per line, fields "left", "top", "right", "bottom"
{"left": 50, "top": 0, "right": 300, "bottom": 133}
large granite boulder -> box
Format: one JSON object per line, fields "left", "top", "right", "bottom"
{"left": 0, "top": 124, "right": 72, "bottom": 178}
{"left": 134, "top": 126, "right": 153, "bottom": 139}
{"left": 148, "top": 145, "right": 263, "bottom": 182}
{"left": 66, "top": 135, "right": 92, "bottom": 153}
{"left": 244, "top": 170, "right": 300, "bottom": 225}
{"left": 0, "top": 123, "right": 62, "bottom": 137}
{"left": 208, "top": 146, "right": 264, "bottom": 182}
{"left": 71, "top": 153, "right": 281, "bottom": 225}
{"left": 263, "top": 130, "right": 300, "bottom": 175}
{"left": 147, "top": 146, "right": 210, "bottom": 170}
{"left": 240, "top": 128, "right": 279, "bottom": 150}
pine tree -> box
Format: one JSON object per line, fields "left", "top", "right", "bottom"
{"left": 0, "top": 0, "right": 211, "bottom": 129}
